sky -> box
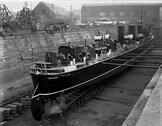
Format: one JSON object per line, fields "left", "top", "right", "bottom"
{"left": 1, "top": 0, "right": 162, "bottom": 12}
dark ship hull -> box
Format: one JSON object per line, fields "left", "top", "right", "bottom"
{"left": 30, "top": 38, "right": 152, "bottom": 99}
{"left": 31, "top": 57, "right": 123, "bottom": 97}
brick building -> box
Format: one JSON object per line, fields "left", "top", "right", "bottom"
{"left": 33, "top": 2, "right": 79, "bottom": 23}
{"left": 81, "top": 3, "right": 161, "bottom": 27}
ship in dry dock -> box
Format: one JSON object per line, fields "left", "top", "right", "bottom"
{"left": 0, "top": 1, "right": 160, "bottom": 123}
{"left": 30, "top": 28, "right": 153, "bottom": 121}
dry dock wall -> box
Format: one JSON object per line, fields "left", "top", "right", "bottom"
{"left": 0, "top": 28, "right": 117, "bottom": 106}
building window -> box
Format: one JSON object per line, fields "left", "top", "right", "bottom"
{"left": 110, "top": 12, "right": 115, "bottom": 17}
{"left": 129, "top": 12, "right": 135, "bottom": 16}
{"left": 146, "top": 12, "right": 151, "bottom": 16}
{"left": 135, "top": 12, "right": 140, "bottom": 16}
{"left": 99, "top": 12, "right": 106, "bottom": 17}
{"left": 119, "top": 12, "right": 125, "bottom": 16}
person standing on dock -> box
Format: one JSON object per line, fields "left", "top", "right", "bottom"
{"left": 31, "top": 24, "right": 37, "bottom": 34}
{"left": 0, "top": 26, "right": 5, "bottom": 39}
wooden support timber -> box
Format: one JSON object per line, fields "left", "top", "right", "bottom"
{"left": 111, "top": 59, "right": 162, "bottom": 64}
{"left": 137, "top": 47, "right": 162, "bottom": 50}
{"left": 120, "top": 55, "right": 162, "bottom": 59}
{"left": 102, "top": 62, "right": 159, "bottom": 69}
{"left": 125, "top": 53, "right": 162, "bottom": 57}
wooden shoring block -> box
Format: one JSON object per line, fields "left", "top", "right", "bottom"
{"left": 0, "top": 121, "right": 7, "bottom": 126}
{"left": 12, "top": 102, "right": 24, "bottom": 114}
{"left": 0, "top": 108, "right": 5, "bottom": 122}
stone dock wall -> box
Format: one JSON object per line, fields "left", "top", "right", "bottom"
{"left": 0, "top": 28, "right": 118, "bottom": 106}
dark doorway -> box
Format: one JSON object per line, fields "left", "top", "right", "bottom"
{"left": 137, "top": 25, "right": 142, "bottom": 33}
{"left": 129, "top": 25, "right": 136, "bottom": 36}
{"left": 118, "top": 25, "right": 124, "bottom": 44}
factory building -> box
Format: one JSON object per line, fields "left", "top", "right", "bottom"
{"left": 81, "top": 3, "right": 161, "bottom": 27}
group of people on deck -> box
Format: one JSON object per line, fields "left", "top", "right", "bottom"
{"left": 95, "top": 33, "right": 118, "bottom": 58}
{"left": 94, "top": 30, "right": 147, "bottom": 59}
{"left": 57, "top": 53, "right": 73, "bottom": 66}
{"left": 120, "top": 33, "right": 144, "bottom": 51}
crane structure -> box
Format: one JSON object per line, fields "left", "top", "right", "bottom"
{"left": 0, "top": 4, "right": 15, "bottom": 27}
{"left": 15, "top": 6, "right": 36, "bottom": 28}
{"left": 0, "top": 3, "right": 37, "bottom": 30}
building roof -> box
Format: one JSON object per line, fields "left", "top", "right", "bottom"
{"left": 40, "top": 1, "right": 69, "bottom": 16}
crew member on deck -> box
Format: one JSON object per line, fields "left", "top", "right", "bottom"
{"left": 105, "top": 36, "right": 117, "bottom": 57}
{"left": 57, "top": 53, "right": 66, "bottom": 66}
{"left": 67, "top": 53, "right": 73, "bottom": 65}
{"left": 85, "top": 53, "right": 91, "bottom": 65}
{"left": 67, "top": 53, "right": 73, "bottom": 61}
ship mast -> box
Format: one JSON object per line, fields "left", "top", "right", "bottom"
{"left": 70, "top": 5, "right": 73, "bottom": 22}
{"left": 141, "top": 3, "right": 143, "bottom": 26}
{"left": 98, "top": 32, "right": 104, "bottom": 56}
